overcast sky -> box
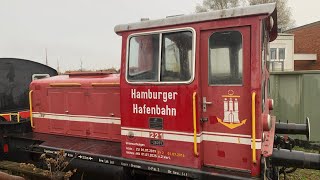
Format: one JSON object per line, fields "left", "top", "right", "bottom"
{"left": 1, "top": 0, "right": 319, "bottom": 72}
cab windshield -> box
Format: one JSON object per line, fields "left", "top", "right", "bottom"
{"left": 127, "top": 30, "right": 194, "bottom": 83}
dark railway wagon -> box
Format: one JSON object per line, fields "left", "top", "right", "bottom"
{"left": 0, "top": 58, "right": 57, "bottom": 117}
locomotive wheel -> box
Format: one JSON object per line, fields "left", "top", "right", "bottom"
{"left": 271, "top": 166, "right": 280, "bottom": 180}
{"left": 261, "top": 157, "right": 267, "bottom": 180}
{"left": 262, "top": 157, "right": 279, "bottom": 180}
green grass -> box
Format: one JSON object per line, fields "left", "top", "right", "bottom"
{"left": 281, "top": 168, "right": 320, "bottom": 180}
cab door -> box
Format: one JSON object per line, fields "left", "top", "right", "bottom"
{"left": 200, "top": 26, "right": 252, "bottom": 170}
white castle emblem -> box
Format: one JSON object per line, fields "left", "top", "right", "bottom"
{"left": 217, "top": 90, "right": 247, "bottom": 129}
{"left": 223, "top": 98, "right": 240, "bottom": 124}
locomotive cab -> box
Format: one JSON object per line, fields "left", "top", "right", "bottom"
{"left": 115, "top": 3, "right": 278, "bottom": 177}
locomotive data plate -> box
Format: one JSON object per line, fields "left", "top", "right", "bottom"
{"left": 150, "top": 139, "right": 164, "bottom": 146}
{"left": 149, "top": 118, "right": 163, "bottom": 129}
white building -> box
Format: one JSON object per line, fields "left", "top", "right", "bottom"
{"left": 269, "top": 33, "right": 317, "bottom": 72}
{"left": 269, "top": 33, "right": 294, "bottom": 71}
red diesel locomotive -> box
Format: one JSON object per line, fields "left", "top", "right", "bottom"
{"left": 4, "top": 3, "right": 319, "bottom": 180}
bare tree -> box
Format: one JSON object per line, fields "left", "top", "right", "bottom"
{"left": 248, "top": 0, "right": 295, "bottom": 30}
{"left": 195, "top": 0, "right": 242, "bottom": 12}
{"left": 196, "top": 0, "right": 295, "bottom": 30}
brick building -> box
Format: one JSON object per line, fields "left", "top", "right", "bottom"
{"left": 285, "top": 21, "right": 320, "bottom": 70}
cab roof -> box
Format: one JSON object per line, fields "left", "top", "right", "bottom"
{"left": 115, "top": 3, "right": 277, "bottom": 38}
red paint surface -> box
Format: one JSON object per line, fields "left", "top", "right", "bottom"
{"left": 3, "top": 144, "right": 8, "bottom": 153}
{"left": 1, "top": 115, "right": 10, "bottom": 121}
{"left": 33, "top": 118, "right": 121, "bottom": 141}
{"left": 217, "top": 150, "right": 225, "bottom": 158}
{"left": 30, "top": 73, "right": 121, "bottom": 142}
{"left": 209, "top": 116, "right": 218, "bottom": 124}
{"left": 261, "top": 117, "right": 276, "bottom": 157}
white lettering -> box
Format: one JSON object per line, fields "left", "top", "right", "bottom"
{"left": 131, "top": 89, "right": 136, "bottom": 99}
{"left": 133, "top": 104, "right": 138, "bottom": 114}
{"left": 163, "top": 92, "right": 167, "bottom": 102}
{"left": 132, "top": 104, "right": 176, "bottom": 116}
{"left": 173, "top": 92, "right": 178, "bottom": 100}
{"left": 131, "top": 89, "right": 178, "bottom": 103}
{"left": 156, "top": 105, "right": 161, "bottom": 115}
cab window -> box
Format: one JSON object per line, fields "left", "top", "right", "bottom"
{"left": 161, "top": 31, "right": 192, "bottom": 81}
{"left": 209, "top": 31, "right": 243, "bottom": 85}
{"left": 127, "top": 30, "right": 193, "bottom": 83}
{"left": 128, "top": 34, "right": 160, "bottom": 81}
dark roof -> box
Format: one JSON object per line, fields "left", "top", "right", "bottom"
{"left": 285, "top": 21, "right": 320, "bottom": 33}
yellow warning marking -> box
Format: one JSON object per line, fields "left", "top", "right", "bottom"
{"left": 50, "top": 83, "right": 81, "bottom": 87}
